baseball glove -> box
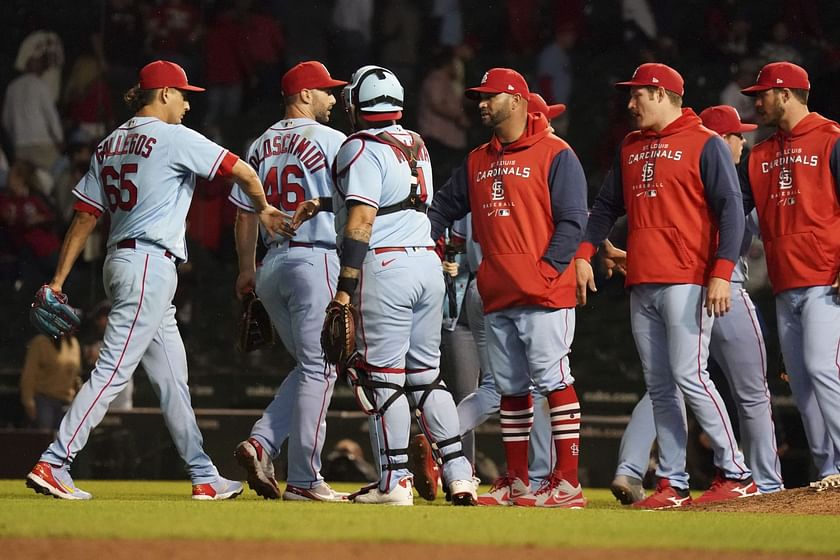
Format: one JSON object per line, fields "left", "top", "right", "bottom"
{"left": 320, "top": 301, "right": 358, "bottom": 365}
{"left": 30, "top": 285, "right": 81, "bottom": 338}
{"left": 236, "top": 292, "right": 275, "bottom": 353}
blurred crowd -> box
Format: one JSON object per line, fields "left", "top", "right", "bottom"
{"left": 2, "top": 0, "right": 839, "bottom": 372}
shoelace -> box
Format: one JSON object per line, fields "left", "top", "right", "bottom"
{"left": 489, "top": 476, "right": 514, "bottom": 492}
{"left": 534, "top": 475, "right": 563, "bottom": 496}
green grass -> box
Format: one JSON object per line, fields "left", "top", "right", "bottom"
{"left": 2, "top": 481, "right": 840, "bottom": 554}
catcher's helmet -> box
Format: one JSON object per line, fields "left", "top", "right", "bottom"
{"left": 342, "top": 65, "right": 404, "bottom": 122}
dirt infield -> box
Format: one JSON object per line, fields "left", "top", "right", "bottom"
{"left": 5, "top": 539, "right": 838, "bottom": 560}
{"left": 691, "top": 486, "right": 840, "bottom": 515}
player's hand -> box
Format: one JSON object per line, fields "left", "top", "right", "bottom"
{"left": 235, "top": 270, "right": 256, "bottom": 301}
{"left": 602, "top": 240, "right": 627, "bottom": 279}
{"left": 705, "top": 277, "right": 731, "bottom": 317}
{"left": 292, "top": 198, "right": 321, "bottom": 229}
{"left": 258, "top": 205, "right": 296, "bottom": 239}
{"left": 442, "top": 261, "right": 459, "bottom": 277}
{"left": 333, "top": 290, "right": 351, "bottom": 306}
{"left": 575, "top": 258, "right": 596, "bottom": 306}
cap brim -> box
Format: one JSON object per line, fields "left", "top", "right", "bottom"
{"left": 547, "top": 104, "right": 566, "bottom": 118}
{"left": 615, "top": 80, "right": 646, "bottom": 89}
{"left": 738, "top": 123, "right": 758, "bottom": 132}
{"left": 310, "top": 79, "right": 349, "bottom": 90}
{"left": 361, "top": 111, "right": 402, "bottom": 122}
{"left": 180, "top": 84, "right": 205, "bottom": 92}
{"left": 465, "top": 87, "right": 494, "bottom": 100}
{"left": 740, "top": 85, "right": 770, "bottom": 96}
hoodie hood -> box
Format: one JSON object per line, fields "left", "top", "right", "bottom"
{"left": 487, "top": 113, "right": 552, "bottom": 154}
{"left": 780, "top": 112, "right": 840, "bottom": 139}
{"left": 639, "top": 108, "right": 703, "bottom": 138}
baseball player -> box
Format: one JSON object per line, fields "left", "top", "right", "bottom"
{"left": 228, "top": 61, "right": 349, "bottom": 501}
{"left": 739, "top": 62, "right": 840, "bottom": 486}
{"left": 609, "top": 105, "right": 783, "bottom": 505}
{"left": 576, "top": 63, "right": 755, "bottom": 509}
{"left": 330, "top": 65, "right": 477, "bottom": 506}
{"left": 429, "top": 68, "right": 589, "bottom": 508}
{"left": 25, "top": 60, "right": 289, "bottom": 500}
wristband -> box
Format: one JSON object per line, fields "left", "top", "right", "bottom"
{"left": 317, "top": 196, "right": 333, "bottom": 213}
{"left": 337, "top": 276, "right": 359, "bottom": 294}
{"left": 340, "top": 237, "right": 369, "bottom": 270}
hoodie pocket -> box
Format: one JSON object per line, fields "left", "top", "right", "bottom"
{"left": 628, "top": 226, "right": 694, "bottom": 270}
{"left": 478, "top": 253, "right": 554, "bottom": 304}
{"left": 764, "top": 231, "right": 832, "bottom": 273}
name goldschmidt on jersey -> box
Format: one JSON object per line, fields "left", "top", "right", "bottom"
{"left": 248, "top": 132, "right": 328, "bottom": 173}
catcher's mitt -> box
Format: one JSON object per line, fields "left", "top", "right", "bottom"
{"left": 236, "top": 292, "right": 275, "bottom": 353}
{"left": 30, "top": 285, "right": 81, "bottom": 338}
{"left": 320, "top": 301, "right": 358, "bottom": 365}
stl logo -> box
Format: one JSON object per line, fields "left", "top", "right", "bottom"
{"left": 570, "top": 443, "right": 580, "bottom": 456}
{"left": 491, "top": 180, "right": 505, "bottom": 201}
{"left": 641, "top": 161, "right": 655, "bottom": 183}
{"left": 779, "top": 168, "right": 793, "bottom": 189}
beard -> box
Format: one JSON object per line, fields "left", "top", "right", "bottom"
{"left": 757, "top": 96, "right": 784, "bottom": 127}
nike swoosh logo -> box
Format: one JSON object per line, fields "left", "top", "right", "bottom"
{"left": 382, "top": 259, "right": 396, "bottom": 267}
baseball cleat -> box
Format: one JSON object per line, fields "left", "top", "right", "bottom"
{"left": 448, "top": 477, "right": 479, "bottom": 506}
{"left": 283, "top": 482, "right": 350, "bottom": 502}
{"left": 610, "top": 474, "right": 645, "bottom": 505}
{"left": 514, "top": 474, "right": 586, "bottom": 508}
{"left": 235, "top": 437, "right": 280, "bottom": 500}
{"left": 26, "top": 461, "right": 92, "bottom": 500}
{"left": 476, "top": 475, "right": 529, "bottom": 506}
{"left": 351, "top": 476, "right": 413, "bottom": 506}
{"left": 810, "top": 474, "right": 840, "bottom": 492}
{"left": 694, "top": 473, "right": 759, "bottom": 504}
{"left": 408, "top": 433, "right": 440, "bottom": 501}
{"left": 632, "top": 478, "right": 691, "bottom": 510}
{"left": 192, "top": 476, "right": 244, "bottom": 500}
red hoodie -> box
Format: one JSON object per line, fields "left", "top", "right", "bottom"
{"left": 462, "top": 115, "right": 588, "bottom": 312}
{"left": 744, "top": 112, "right": 840, "bottom": 293}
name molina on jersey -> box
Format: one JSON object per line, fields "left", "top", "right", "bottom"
{"left": 249, "top": 133, "right": 328, "bottom": 173}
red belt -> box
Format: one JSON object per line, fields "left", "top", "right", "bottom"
{"left": 117, "top": 239, "right": 176, "bottom": 260}
{"left": 373, "top": 246, "right": 434, "bottom": 255}
{"left": 289, "top": 241, "right": 313, "bottom": 248}
{"left": 288, "top": 241, "right": 337, "bottom": 250}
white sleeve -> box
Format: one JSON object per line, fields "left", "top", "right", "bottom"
{"left": 335, "top": 138, "right": 382, "bottom": 208}
{"left": 170, "top": 125, "right": 229, "bottom": 180}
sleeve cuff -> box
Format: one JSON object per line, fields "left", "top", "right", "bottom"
{"left": 710, "top": 258, "right": 736, "bottom": 280}
{"left": 216, "top": 152, "right": 239, "bottom": 178}
{"left": 72, "top": 200, "right": 103, "bottom": 218}
{"left": 574, "top": 241, "right": 597, "bottom": 262}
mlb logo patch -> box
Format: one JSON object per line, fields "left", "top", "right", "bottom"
{"left": 646, "top": 190, "right": 657, "bottom": 197}
{"left": 498, "top": 209, "right": 510, "bottom": 216}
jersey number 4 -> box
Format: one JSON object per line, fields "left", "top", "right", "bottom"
{"left": 264, "top": 164, "right": 305, "bottom": 211}
{"left": 101, "top": 164, "right": 138, "bottom": 212}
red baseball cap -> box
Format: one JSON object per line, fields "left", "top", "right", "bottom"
{"left": 527, "top": 93, "right": 566, "bottom": 119}
{"left": 139, "top": 60, "right": 204, "bottom": 91}
{"left": 465, "top": 68, "right": 530, "bottom": 100}
{"left": 615, "top": 63, "right": 685, "bottom": 96}
{"left": 740, "top": 62, "right": 810, "bottom": 96}
{"left": 282, "top": 61, "right": 347, "bottom": 96}
{"left": 699, "top": 105, "right": 757, "bottom": 136}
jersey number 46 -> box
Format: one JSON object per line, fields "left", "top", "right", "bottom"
{"left": 264, "top": 164, "right": 305, "bottom": 211}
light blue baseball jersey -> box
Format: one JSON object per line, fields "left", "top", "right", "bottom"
{"left": 333, "top": 124, "right": 434, "bottom": 248}
{"left": 229, "top": 117, "right": 346, "bottom": 247}
{"left": 73, "top": 116, "right": 230, "bottom": 261}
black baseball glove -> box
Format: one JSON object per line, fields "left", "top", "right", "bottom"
{"left": 320, "top": 300, "right": 358, "bottom": 365}
{"left": 236, "top": 292, "right": 275, "bottom": 353}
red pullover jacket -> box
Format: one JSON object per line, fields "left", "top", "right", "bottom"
{"left": 578, "top": 109, "right": 744, "bottom": 286}
{"left": 429, "top": 114, "right": 589, "bottom": 312}
{"left": 741, "top": 112, "right": 840, "bottom": 293}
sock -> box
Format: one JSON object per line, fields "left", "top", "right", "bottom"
{"left": 500, "top": 394, "right": 533, "bottom": 486}
{"left": 548, "top": 385, "right": 581, "bottom": 487}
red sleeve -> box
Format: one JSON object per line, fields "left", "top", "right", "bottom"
{"left": 709, "top": 258, "right": 736, "bottom": 281}
{"left": 216, "top": 152, "right": 239, "bottom": 178}
{"left": 574, "top": 241, "right": 598, "bottom": 262}
{"left": 73, "top": 200, "right": 103, "bottom": 218}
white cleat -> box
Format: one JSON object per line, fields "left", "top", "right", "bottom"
{"left": 283, "top": 482, "right": 350, "bottom": 502}
{"left": 192, "top": 476, "right": 244, "bottom": 501}
{"left": 449, "top": 477, "right": 479, "bottom": 506}
{"left": 351, "top": 476, "right": 413, "bottom": 506}
{"left": 476, "top": 476, "right": 530, "bottom": 506}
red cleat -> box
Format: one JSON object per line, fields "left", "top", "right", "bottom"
{"left": 695, "top": 473, "right": 759, "bottom": 504}
{"left": 632, "top": 478, "right": 692, "bottom": 510}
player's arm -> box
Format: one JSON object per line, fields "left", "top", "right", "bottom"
{"left": 574, "top": 148, "right": 626, "bottom": 306}
{"left": 234, "top": 208, "right": 259, "bottom": 300}
{"left": 334, "top": 201, "right": 376, "bottom": 305}
{"left": 49, "top": 208, "right": 98, "bottom": 293}
{"left": 830, "top": 137, "right": 840, "bottom": 295}
{"left": 543, "top": 148, "right": 589, "bottom": 274}
{"left": 229, "top": 158, "right": 295, "bottom": 239}
{"left": 701, "top": 136, "right": 745, "bottom": 317}
{"left": 428, "top": 160, "right": 471, "bottom": 241}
